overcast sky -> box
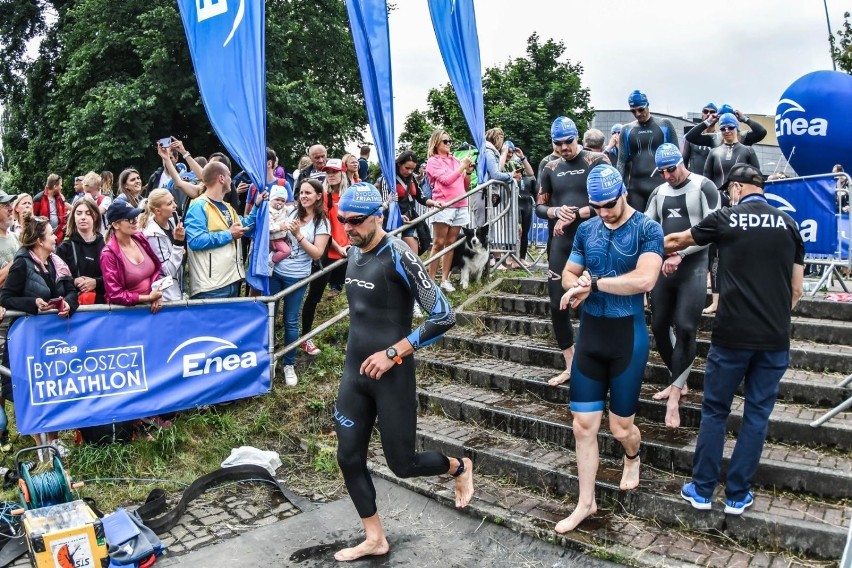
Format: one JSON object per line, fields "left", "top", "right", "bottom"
{"left": 380, "top": 0, "right": 847, "bottom": 141}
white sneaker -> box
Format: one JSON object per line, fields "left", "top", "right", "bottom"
{"left": 440, "top": 280, "right": 456, "bottom": 293}
{"left": 51, "top": 439, "right": 70, "bottom": 459}
{"left": 283, "top": 365, "right": 298, "bottom": 386}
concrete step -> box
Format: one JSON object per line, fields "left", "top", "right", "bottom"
{"left": 416, "top": 352, "right": 852, "bottom": 498}
{"left": 457, "top": 304, "right": 852, "bottom": 377}
{"left": 436, "top": 330, "right": 852, "bottom": 451}
{"left": 457, "top": 312, "right": 852, "bottom": 408}
{"left": 371, "top": 413, "right": 849, "bottom": 560}
{"left": 502, "top": 277, "right": 852, "bottom": 323}
{"left": 482, "top": 291, "right": 852, "bottom": 347}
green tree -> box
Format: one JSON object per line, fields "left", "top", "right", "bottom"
{"left": 0, "top": 0, "right": 366, "bottom": 195}
{"left": 832, "top": 12, "right": 852, "bottom": 74}
{"left": 401, "top": 33, "right": 593, "bottom": 167}
{"left": 396, "top": 109, "right": 435, "bottom": 160}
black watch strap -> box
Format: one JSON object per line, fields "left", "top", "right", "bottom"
{"left": 591, "top": 276, "right": 599, "bottom": 293}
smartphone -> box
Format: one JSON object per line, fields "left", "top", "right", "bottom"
{"left": 46, "top": 297, "right": 64, "bottom": 309}
{"left": 158, "top": 137, "right": 172, "bottom": 148}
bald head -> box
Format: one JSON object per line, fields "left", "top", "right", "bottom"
{"left": 202, "top": 161, "right": 230, "bottom": 197}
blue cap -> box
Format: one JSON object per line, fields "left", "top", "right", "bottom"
{"left": 176, "top": 163, "right": 187, "bottom": 174}
{"left": 703, "top": 103, "right": 718, "bottom": 112}
{"left": 654, "top": 143, "right": 683, "bottom": 172}
{"left": 551, "top": 116, "right": 578, "bottom": 141}
{"left": 506, "top": 140, "right": 515, "bottom": 152}
{"left": 717, "top": 104, "right": 735, "bottom": 116}
{"left": 339, "top": 182, "right": 383, "bottom": 216}
{"left": 587, "top": 165, "right": 624, "bottom": 202}
{"left": 718, "top": 113, "right": 739, "bottom": 129}
{"left": 628, "top": 90, "right": 649, "bottom": 108}
{"left": 611, "top": 123, "right": 623, "bottom": 135}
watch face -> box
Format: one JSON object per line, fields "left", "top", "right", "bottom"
{"left": 386, "top": 347, "right": 398, "bottom": 359}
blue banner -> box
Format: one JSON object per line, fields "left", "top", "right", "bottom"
{"left": 177, "top": 0, "right": 270, "bottom": 294}
{"left": 346, "top": 0, "right": 396, "bottom": 192}
{"left": 8, "top": 304, "right": 270, "bottom": 434}
{"left": 765, "top": 177, "right": 838, "bottom": 256}
{"left": 840, "top": 214, "right": 850, "bottom": 260}
{"left": 427, "top": 0, "right": 486, "bottom": 182}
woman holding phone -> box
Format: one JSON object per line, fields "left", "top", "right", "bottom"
{"left": 140, "top": 189, "right": 186, "bottom": 301}
{"left": 0, "top": 212, "right": 80, "bottom": 455}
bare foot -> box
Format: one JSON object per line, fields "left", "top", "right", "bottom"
{"left": 548, "top": 369, "right": 570, "bottom": 386}
{"left": 554, "top": 501, "right": 597, "bottom": 533}
{"left": 334, "top": 538, "right": 390, "bottom": 562}
{"left": 454, "top": 457, "right": 474, "bottom": 508}
{"left": 665, "top": 398, "right": 681, "bottom": 428}
{"left": 620, "top": 455, "right": 641, "bottom": 491}
{"left": 702, "top": 304, "right": 717, "bottom": 315}
{"left": 652, "top": 384, "right": 673, "bottom": 401}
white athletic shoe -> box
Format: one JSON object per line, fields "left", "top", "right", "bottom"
{"left": 283, "top": 365, "right": 298, "bottom": 386}
{"left": 440, "top": 280, "right": 456, "bottom": 293}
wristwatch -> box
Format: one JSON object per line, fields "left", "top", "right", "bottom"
{"left": 590, "top": 276, "right": 599, "bottom": 293}
{"left": 386, "top": 347, "right": 403, "bottom": 365}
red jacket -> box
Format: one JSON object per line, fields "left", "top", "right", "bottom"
{"left": 100, "top": 233, "right": 163, "bottom": 306}
{"left": 32, "top": 190, "right": 68, "bottom": 241}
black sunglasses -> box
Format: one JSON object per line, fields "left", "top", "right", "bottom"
{"left": 441, "top": 139, "right": 452, "bottom": 145}
{"left": 630, "top": 107, "right": 648, "bottom": 114}
{"left": 552, "top": 137, "right": 576, "bottom": 147}
{"left": 702, "top": 109, "right": 715, "bottom": 114}
{"left": 659, "top": 165, "right": 678, "bottom": 174}
{"left": 720, "top": 126, "right": 736, "bottom": 132}
{"left": 589, "top": 194, "right": 622, "bottom": 210}
{"left": 338, "top": 206, "right": 381, "bottom": 226}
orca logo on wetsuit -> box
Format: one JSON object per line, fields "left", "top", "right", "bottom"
{"left": 556, "top": 170, "right": 585, "bottom": 176}
{"left": 345, "top": 278, "right": 375, "bottom": 289}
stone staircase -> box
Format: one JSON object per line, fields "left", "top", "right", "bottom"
{"left": 369, "top": 276, "right": 852, "bottom": 567}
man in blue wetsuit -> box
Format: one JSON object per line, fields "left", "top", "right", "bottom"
{"left": 554, "top": 165, "right": 664, "bottom": 534}
{"left": 617, "top": 90, "right": 679, "bottom": 213}
{"left": 332, "top": 183, "right": 474, "bottom": 561}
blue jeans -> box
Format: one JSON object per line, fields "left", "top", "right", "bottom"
{"left": 269, "top": 273, "right": 308, "bottom": 366}
{"left": 691, "top": 345, "right": 789, "bottom": 501}
{"left": 192, "top": 281, "right": 241, "bottom": 299}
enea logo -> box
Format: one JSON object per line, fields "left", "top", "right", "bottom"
{"left": 774, "top": 99, "right": 828, "bottom": 138}
{"left": 40, "top": 339, "right": 77, "bottom": 357}
{"left": 196, "top": 0, "right": 244, "bottom": 47}
{"left": 166, "top": 336, "right": 258, "bottom": 378}
{"left": 765, "top": 193, "right": 817, "bottom": 243}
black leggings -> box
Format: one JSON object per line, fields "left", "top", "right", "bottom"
{"left": 335, "top": 363, "right": 450, "bottom": 518}
{"left": 650, "top": 253, "right": 707, "bottom": 389}
{"left": 301, "top": 261, "right": 332, "bottom": 334}
{"left": 518, "top": 197, "right": 533, "bottom": 260}
{"left": 328, "top": 262, "right": 347, "bottom": 292}
{"left": 548, "top": 232, "right": 575, "bottom": 350}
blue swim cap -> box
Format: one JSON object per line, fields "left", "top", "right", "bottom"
{"left": 587, "top": 165, "right": 624, "bottom": 202}
{"left": 654, "top": 143, "right": 683, "bottom": 171}
{"left": 339, "top": 182, "right": 383, "bottom": 216}
{"left": 551, "top": 116, "right": 578, "bottom": 141}
{"left": 718, "top": 113, "right": 739, "bottom": 129}
{"left": 611, "top": 123, "right": 623, "bottom": 135}
{"left": 717, "top": 104, "right": 735, "bottom": 116}
{"left": 628, "top": 90, "right": 649, "bottom": 108}
{"left": 703, "top": 102, "right": 718, "bottom": 112}
{"left": 506, "top": 140, "right": 516, "bottom": 152}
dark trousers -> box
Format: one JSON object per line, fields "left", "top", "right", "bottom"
{"left": 691, "top": 345, "right": 789, "bottom": 501}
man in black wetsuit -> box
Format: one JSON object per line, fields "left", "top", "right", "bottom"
{"left": 683, "top": 103, "right": 718, "bottom": 175}
{"left": 332, "top": 182, "right": 474, "bottom": 562}
{"left": 686, "top": 108, "right": 765, "bottom": 187}
{"left": 644, "top": 144, "right": 719, "bottom": 429}
{"left": 617, "top": 90, "right": 679, "bottom": 212}
{"left": 537, "top": 116, "right": 610, "bottom": 386}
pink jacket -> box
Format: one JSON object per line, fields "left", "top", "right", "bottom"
{"left": 426, "top": 154, "right": 469, "bottom": 208}
{"left": 100, "top": 233, "right": 163, "bottom": 306}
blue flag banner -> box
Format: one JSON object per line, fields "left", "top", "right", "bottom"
{"left": 177, "top": 0, "right": 270, "bottom": 294}
{"left": 840, "top": 214, "right": 850, "bottom": 260}
{"left": 428, "top": 0, "right": 486, "bottom": 182}
{"left": 765, "top": 177, "right": 838, "bottom": 256}
{"left": 8, "top": 303, "right": 270, "bottom": 434}
{"left": 346, "top": 0, "right": 396, "bottom": 192}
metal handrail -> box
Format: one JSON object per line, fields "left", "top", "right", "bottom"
{"left": 272, "top": 179, "right": 510, "bottom": 360}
